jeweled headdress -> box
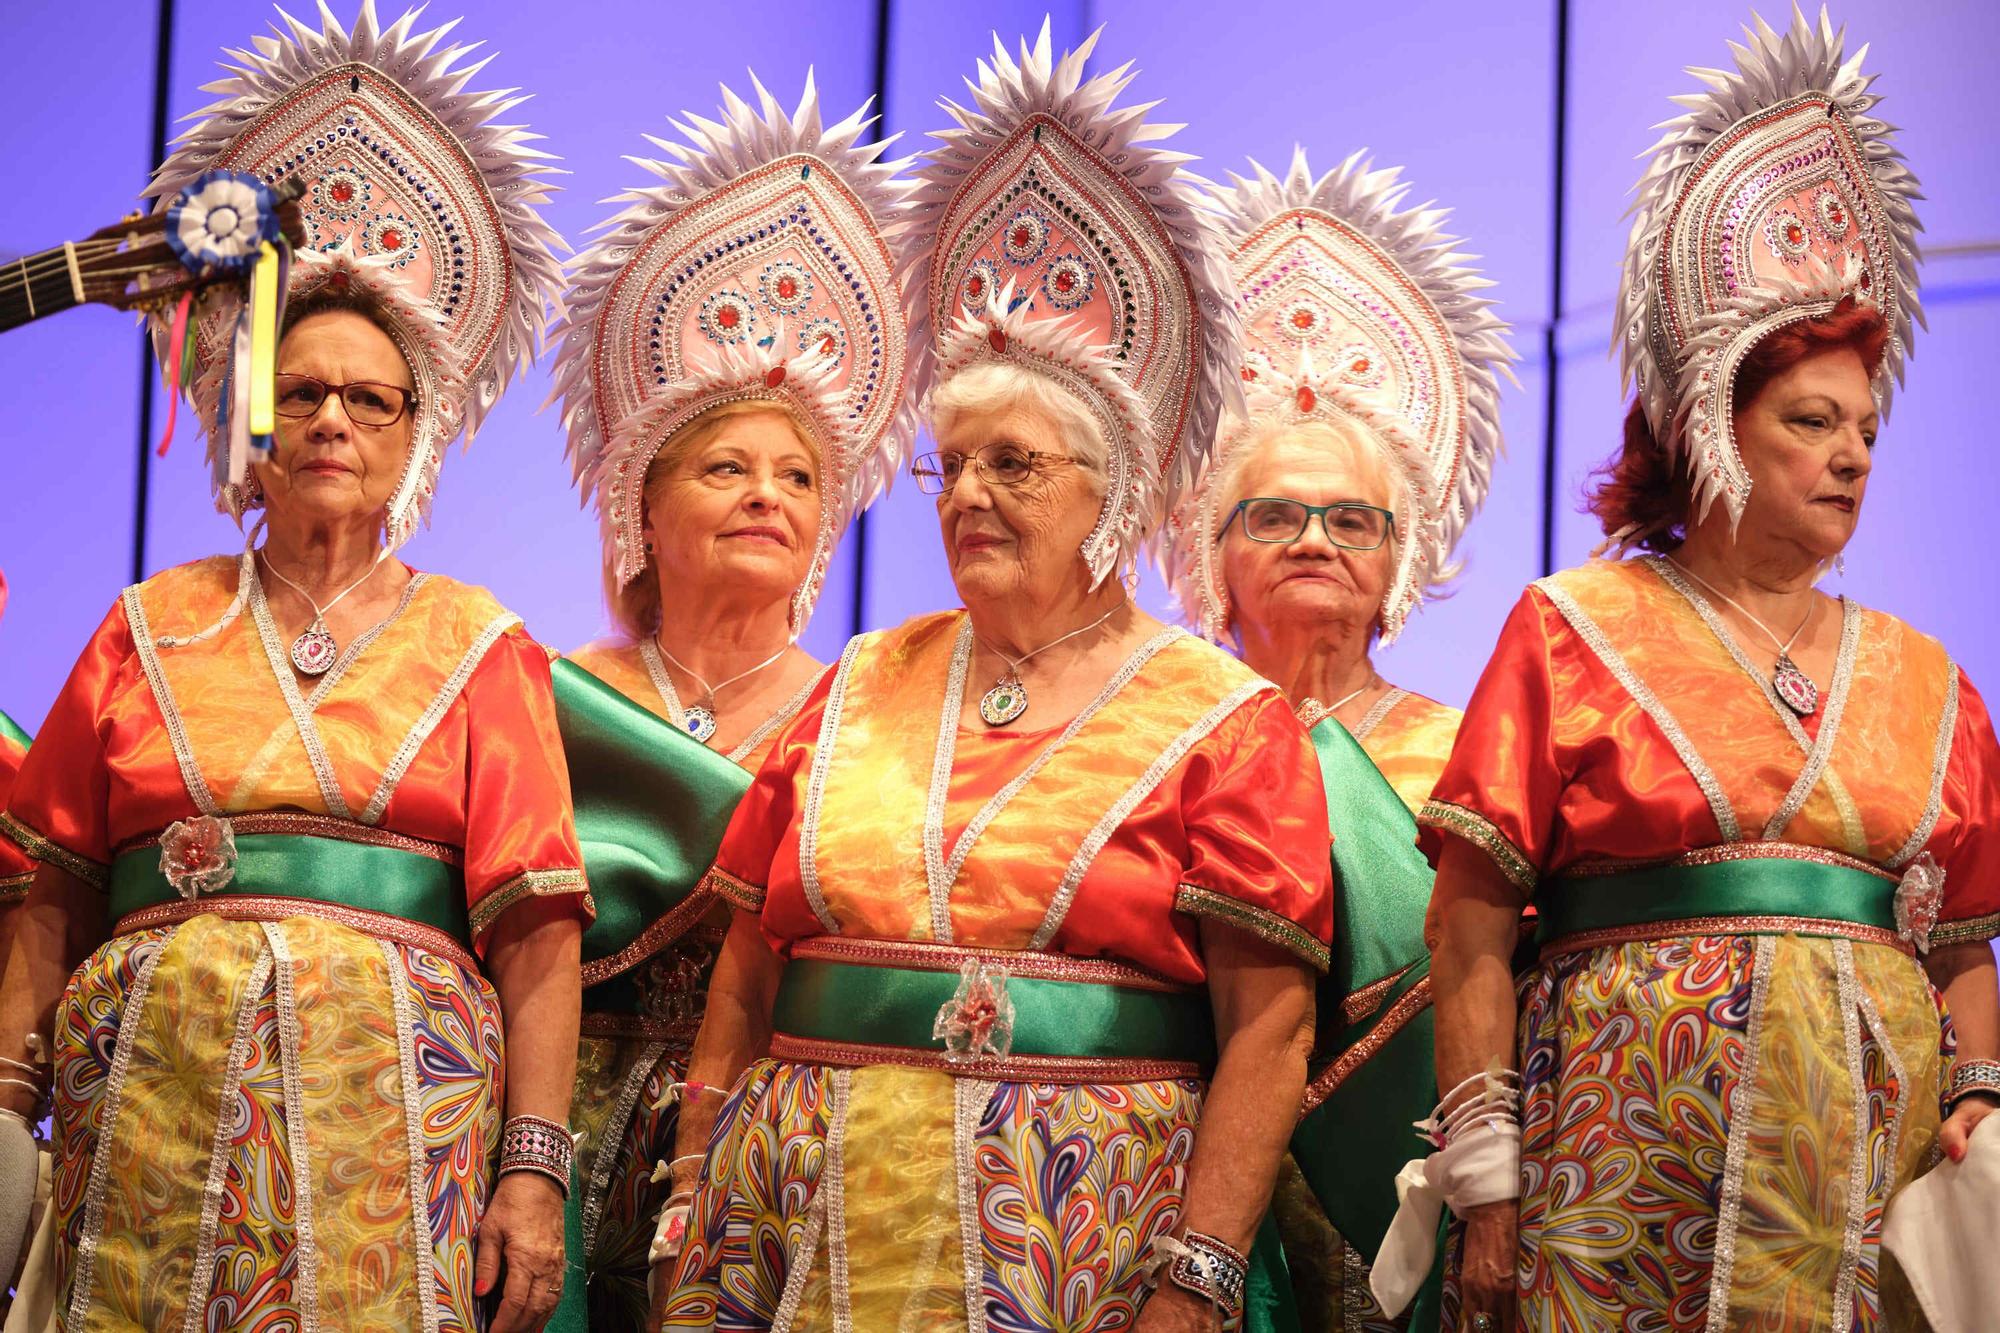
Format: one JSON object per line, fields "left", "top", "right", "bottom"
{"left": 1616, "top": 4, "right": 1921, "bottom": 534}
{"left": 548, "top": 74, "right": 925, "bottom": 632}
{"left": 148, "top": 0, "right": 566, "bottom": 556}
{"left": 907, "top": 23, "right": 1241, "bottom": 587}
{"left": 1161, "top": 149, "right": 1515, "bottom": 644}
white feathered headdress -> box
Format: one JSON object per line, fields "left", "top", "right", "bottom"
{"left": 906, "top": 22, "right": 1243, "bottom": 588}
{"left": 1615, "top": 4, "right": 1922, "bottom": 537}
{"left": 1161, "top": 148, "right": 1516, "bottom": 644}
{"left": 546, "top": 74, "right": 926, "bottom": 633}
{"left": 147, "top": 0, "right": 567, "bottom": 554}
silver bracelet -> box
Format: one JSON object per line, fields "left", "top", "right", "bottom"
{"left": 498, "top": 1114, "right": 575, "bottom": 1197}
{"left": 1166, "top": 1230, "right": 1248, "bottom": 1317}
{"left": 1947, "top": 1058, "right": 2000, "bottom": 1111}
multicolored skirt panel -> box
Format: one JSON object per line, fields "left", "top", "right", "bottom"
{"left": 1443, "top": 933, "right": 1946, "bottom": 1331}
{"left": 573, "top": 1029, "right": 683, "bottom": 1327}
{"left": 660, "top": 1058, "right": 1209, "bottom": 1332}
{"left": 51, "top": 911, "right": 503, "bottom": 1330}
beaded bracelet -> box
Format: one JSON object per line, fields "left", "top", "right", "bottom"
{"left": 498, "top": 1114, "right": 575, "bottom": 1197}
{"left": 1165, "top": 1230, "right": 1248, "bottom": 1317}
{"left": 1946, "top": 1058, "right": 2000, "bottom": 1112}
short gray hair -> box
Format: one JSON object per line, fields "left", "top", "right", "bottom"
{"left": 928, "top": 361, "right": 1108, "bottom": 494}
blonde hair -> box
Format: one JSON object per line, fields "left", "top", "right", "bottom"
{"left": 604, "top": 399, "right": 820, "bottom": 639}
{"left": 928, "top": 361, "right": 1109, "bottom": 492}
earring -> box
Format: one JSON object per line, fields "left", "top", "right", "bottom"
{"left": 1835, "top": 552, "right": 1847, "bottom": 577}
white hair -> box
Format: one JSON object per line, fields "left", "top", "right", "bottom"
{"left": 928, "top": 361, "right": 1109, "bottom": 494}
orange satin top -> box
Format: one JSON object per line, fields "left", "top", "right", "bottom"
{"left": 3, "top": 556, "right": 589, "bottom": 949}
{"left": 711, "top": 610, "right": 1335, "bottom": 982}
{"left": 1420, "top": 558, "right": 2000, "bottom": 939}
{"left": 1352, "top": 688, "right": 1462, "bottom": 815}
{"left": 565, "top": 637, "right": 814, "bottom": 774}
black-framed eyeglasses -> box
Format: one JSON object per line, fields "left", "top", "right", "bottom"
{"left": 911, "top": 444, "right": 1079, "bottom": 495}
{"left": 274, "top": 374, "right": 415, "bottom": 428}
{"left": 1218, "top": 497, "right": 1395, "bottom": 550}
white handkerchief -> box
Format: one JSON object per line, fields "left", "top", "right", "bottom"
{"left": 1883, "top": 1118, "right": 2000, "bottom": 1332}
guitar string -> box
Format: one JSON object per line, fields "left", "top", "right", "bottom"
{"left": 0, "top": 237, "right": 126, "bottom": 288}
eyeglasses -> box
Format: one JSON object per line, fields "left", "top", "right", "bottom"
{"left": 274, "top": 374, "right": 415, "bottom": 428}
{"left": 1218, "top": 497, "right": 1395, "bottom": 550}
{"left": 911, "top": 444, "right": 1079, "bottom": 495}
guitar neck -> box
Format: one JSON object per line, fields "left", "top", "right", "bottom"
{"left": 0, "top": 243, "right": 88, "bottom": 334}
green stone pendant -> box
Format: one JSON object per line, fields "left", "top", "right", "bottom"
{"left": 978, "top": 677, "right": 1029, "bottom": 726}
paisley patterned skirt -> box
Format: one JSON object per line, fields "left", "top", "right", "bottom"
{"left": 1443, "top": 932, "right": 1947, "bottom": 1332}
{"left": 660, "top": 1059, "right": 1207, "bottom": 1332}
{"left": 573, "top": 1028, "right": 683, "bottom": 1327}
{"left": 50, "top": 910, "right": 503, "bottom": 1330}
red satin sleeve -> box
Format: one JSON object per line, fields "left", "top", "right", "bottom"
{"left": 461, "top": 627, "right": 591, "bottom": 949}
{"left": 0, "top": 728, "right": 30, "bottom": 884}
{"left": 1937, "top": 668, "right": 2000, "bottom": 933}
{"left": 3, "top": 597, "right": 130, "bottom": 883}
{"left": 1418, "top": 587, "right": 1564, "bottom": 896}
{"left": 711, "top": 672, "right": 836, "bottom": 922}
{"left": 1175, "top": 690, "right": 1334, "bottom": 970}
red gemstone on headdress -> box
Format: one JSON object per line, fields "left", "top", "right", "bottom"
{"left": 1860, "top": 269, "right": 1873, "bottom": 290}
{"left": 1011, "top": 225, "right": 1031, "bottom": 248}
{"left": 1053, "top": 271, "right": 1075, "bottom": 293}
{"left": 379, "top": 227, "right": 404, "bottom": 250}
{"left": 1291, "top": 310, "right": 1315, "bottom": 331}
{"left": 987, "top": 327, "right": 1008, "bottom": 354}
{"left": 1297, "top": 385, "right": 1317, "bottom": 413}
{"left": 818, "top": 333, "right": 838, "bottom": 354}
{"left": 777, "top": 277, "right": 798, "bottom": 300}
{"left": 765, "top": 365, "right": 787, "bottom": 389}
{"left": 1241, "top": 367, "right": 1258, "bottom": 382}
{"left": 1784, "top": 222, "right": 1804, "bottom": 246}
{"left": 968, "top": 276, "right": 985, "bottom": 298}
{"left": 330, "top": 181, "right": 355, "bottom": 204}
{"left": 1351, "top": 356, "right": 1370, "bottom": 375}
{"left": 718, "top": 306, "right": 741, "bottom": 330}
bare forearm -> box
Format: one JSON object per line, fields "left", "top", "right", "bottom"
{"left": 0, "top": 865, "right": 104, "bottom": 1116}
{"left": 1430, "top": 842, "right": 1526, "bottom": 1093}
{"left": 671, "top": 911, "right": 782, "bottom": 1170}
{"left": 485, "top": 900, "right": 583, "bottom": 1124}
{"left": 1927, "top": 942, "right": 1999, "bottom": 1063}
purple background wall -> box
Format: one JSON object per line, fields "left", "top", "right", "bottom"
{"left": 3, "top": 1, "right": 1996, "bottom": 732}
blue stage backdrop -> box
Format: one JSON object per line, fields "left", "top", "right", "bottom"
{"left": 2, "top": 0, "right": 1996, "bottom": 731}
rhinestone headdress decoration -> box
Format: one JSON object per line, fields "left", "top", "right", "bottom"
{"left": 1616, "top": 4, "right": 1921, "bottom": 534}
{"left": 1161, "top": 149, "right": 1515, "bottom": 644}
{"left": 548, "top": 74, "right": 925, "bottom": 633}
{"left": 908, "top": 23, "right": 1242, "bottom": 588}
{"left": 148, "top": 0, "right": 566, "bottom": 555}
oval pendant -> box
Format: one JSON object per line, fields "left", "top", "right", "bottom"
{"left": 979, "top": 679, "right": 1029, "bottom": 727}
{"left": 1773, "top": 655, "right": 1819, "bottom": 717}
{"left": 682, "top": 705, "right": 719, "bottom": 744}
{"left": 290, "top": 626, "right": 338, "bottom": 676}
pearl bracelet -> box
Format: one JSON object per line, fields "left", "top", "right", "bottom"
{"left": 498, "top": 1114, "right": 575, "bottom": 1197}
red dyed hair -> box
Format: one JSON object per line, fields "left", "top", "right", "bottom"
{"left": 1585, "top": 297, "right": 1888, "bottom": 552}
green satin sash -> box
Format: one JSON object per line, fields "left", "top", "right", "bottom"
{"left": 108, "top": 832, "right": 468, "bottom": 943}
{"left": 0, "top": 710, "right": 28, "bottom": 751}
{"left": 551, "top": 659, "right": 751, "bottom": 976}
{"left": 1537, "top": 854, "right": 1897, "bottom": 945}
{"left": 771, "top": 953, "right": 1217, "bottom": 1066}
{"left": 1285, "top": 717, "right": 1442, "bottom": 1328}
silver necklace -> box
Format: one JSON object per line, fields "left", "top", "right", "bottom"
{"left": 1667, "top": 558, "right": 1820, "bottom": 716}
{"left": 972, "top": 602, "right": 1126, "bottom": 727}
{"left": 257, "top": 550, "right": 384, "bottom": 676}
{"left": 653, "top": 637, "right": 791, "bottom": 744}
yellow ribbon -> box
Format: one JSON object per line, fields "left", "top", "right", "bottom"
{"left": 247, "top": 241, "right": 280, "bottom": 439}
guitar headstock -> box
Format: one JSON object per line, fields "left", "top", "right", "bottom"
{"left": 81, "top": 177, "right": 307, "bottom": 315}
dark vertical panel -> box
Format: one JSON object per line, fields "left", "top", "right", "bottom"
{"left": 0, "top": 2, "right": 160, "bottom": 729}
{"left": 1538, "top": 0, "right": 1569, "bottom": 577}
{"left": 852, "top": 0, "right": 895, "bottom": 639}
{"left": 131, "top": 0, "right": 176, "bottom": 583}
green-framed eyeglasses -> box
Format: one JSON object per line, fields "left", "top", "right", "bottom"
{"left": 1217, "top": 497, "right": 1395, "bottom": 550}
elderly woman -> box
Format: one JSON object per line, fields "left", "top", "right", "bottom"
{"left": 542, "top": 80, "right": 924, "bottom": 1326}
{"left": 654, "top": 29, "right": 1333, "bottom": 1332}
{"left": 0, "top": 11, "right": 588, "bottom": 1330}
{"left": 1421, "top": 14, "right": 2000, "bottom": 1330}
{"left": 1164, "top": 151, "right": 1515, "bottom": 1333}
